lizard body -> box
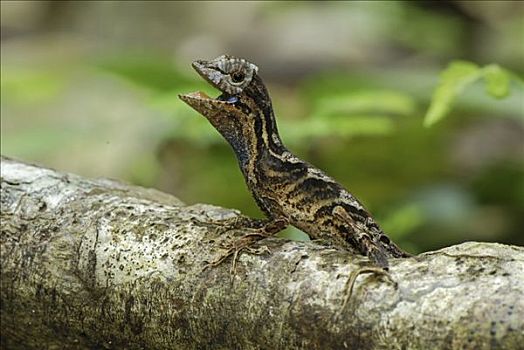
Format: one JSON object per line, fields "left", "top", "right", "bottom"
{"left": 179, "top": 55, "right": 409, "bottom": 269}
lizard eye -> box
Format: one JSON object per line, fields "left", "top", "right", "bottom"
{"left": 231, "top": 71, "right": 245, "bottom": 83}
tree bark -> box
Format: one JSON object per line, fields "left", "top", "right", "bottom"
{"left": 1, "top": 156, "right": 523, "bottom": 350}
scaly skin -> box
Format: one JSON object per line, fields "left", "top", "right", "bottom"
{"left": 179, "top": 55, "right": 409, "bottom": 270}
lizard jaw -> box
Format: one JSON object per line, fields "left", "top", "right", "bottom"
{"left": 191, "top": 60, "right": 224, "bottom": 90}
{"left": 178, "top": 91, "right": 238, "bottom": 120}
{"left": 179, "top": 91, "right": 237, "bottom": 104}
{"left": 180, "top": 56, "right": 247, "bottom": 113}
{"left": 178, "top": 91, "right": 216, "bottom": 104}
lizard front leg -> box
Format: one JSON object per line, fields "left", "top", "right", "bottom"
{"left": 204, "top": 216, "right": 288, "bottom": 273}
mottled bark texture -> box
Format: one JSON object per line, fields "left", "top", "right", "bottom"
{"left": 1, "top": 156, "right": 523, "bottom": 350}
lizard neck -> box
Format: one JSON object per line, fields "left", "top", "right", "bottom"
{"left": 222, "top": 75, "right": 288, "bottom": 174}
{"left": 232, "top": 101, "right": 295, "bottom": 218}
{"left": 232, "top": 101, "right": 287, "bottom": 174}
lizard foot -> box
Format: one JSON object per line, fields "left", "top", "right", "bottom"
{"left": 340, "top": 266, "right": 397, "bottom": 311}
{"left": 204, "top": 232, "right": 271, "bottom": 275}
{"left": 202, "top": 217, "right": 287, "bottom": 275}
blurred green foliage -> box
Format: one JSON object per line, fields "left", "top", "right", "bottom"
{"left": 1, "top": 68, "right": 67, "bottom": 104}
{"left": 1, "top": 1, "right": 523, "bottom": 254}
{"left": 88, "top": 54, "right": 523, "bottom": 251}
{"left": 424, "top": 61, "right": 522, "bottom": 127}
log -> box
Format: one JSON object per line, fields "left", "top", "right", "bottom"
{"left": 1, "top": 156, "right": 523, "bottom": 349}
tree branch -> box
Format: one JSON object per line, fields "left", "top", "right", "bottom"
{"left": 1, "top": 156, "right": 522, "bottom": 349}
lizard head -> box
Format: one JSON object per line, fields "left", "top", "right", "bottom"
{"left": 178, "top": 55, "right": 262, "bottom": 120}
{"left": 191, "top": 55, "right": 259, "bottom": 95}
{"left": 179, "top": 55, "right": 279, "bottom": 160}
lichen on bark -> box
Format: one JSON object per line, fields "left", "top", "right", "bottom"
{"left": 1, "top": 156, "right": 523, "bottom": 349}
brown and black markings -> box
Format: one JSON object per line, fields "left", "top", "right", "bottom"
{"left": 179, "top": 55, "right": 410, "bottom": 287}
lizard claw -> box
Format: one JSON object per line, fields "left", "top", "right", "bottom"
{"left": 340, "top": 266, "right": 397, "bottom": 312}
{"left": 203, "top": 232, "right": 272, "bottom": 274}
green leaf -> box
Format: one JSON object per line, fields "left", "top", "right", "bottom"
{"left": 482, "top": 64, "right": 510, "bottom": 99}
{"left": 424, "top": 60, "right": 521, "bottom": 127}
{"left": 424, "top": 61, "right": 482, "bottom": 127}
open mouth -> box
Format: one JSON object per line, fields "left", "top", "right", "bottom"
{"left": 179, "top": 91, "right": 238, "bottom": 104}
{"left": 179, "top": 59, "right": 240, "bottom": 108}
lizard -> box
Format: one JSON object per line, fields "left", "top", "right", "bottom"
{"left": 179, "top": 55, "right": 410, "bottom": 289}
